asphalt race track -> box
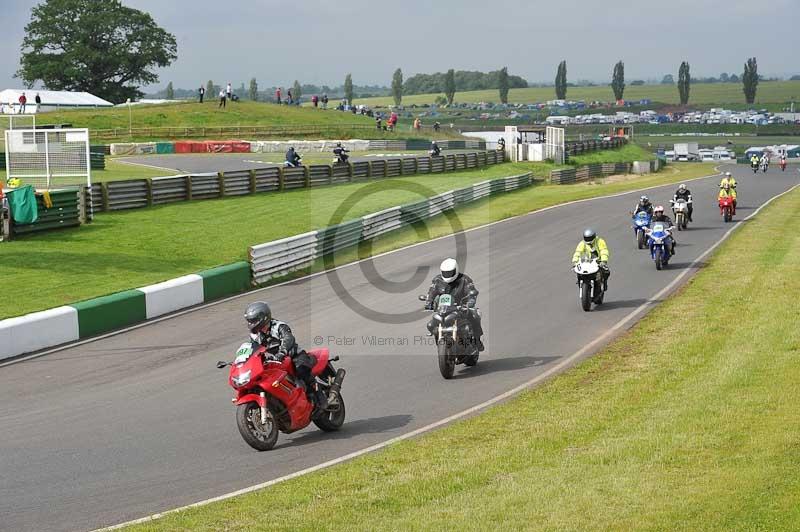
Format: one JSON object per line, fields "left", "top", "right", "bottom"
{"left": 1, "top": 166, "right": 796, "bottom": 532}
{"left": 118, "top": 151, "right": 458, "bottom": 174}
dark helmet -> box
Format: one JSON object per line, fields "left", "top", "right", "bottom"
{"left": 336, "top": 142, "right": 342, "bottom": 147}
{"left": 245, "top": 301, "right": 272, "bottom": 334}
{"left": 583, "top": 229, "right": 596, "bottom": 243}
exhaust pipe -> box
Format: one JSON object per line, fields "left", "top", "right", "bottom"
{"left": 327, "top": 369, "right": 346, "bottom": 401}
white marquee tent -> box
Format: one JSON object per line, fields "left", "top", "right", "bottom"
{"left": 0, "top": 89, "right": 113, "bottom": 114}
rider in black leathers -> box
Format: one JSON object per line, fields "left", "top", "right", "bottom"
{"left": 633, "top": 195, "right": 654, "bottom": 216}
{"left": 333, "top": 142, "right": 349, "bottom": 164}
{"left": 285, "top": 147, "right": 301, "bottom": 167}
{"left": 672, "top": 183, "right": 693, "bottom": 222}
{"left": 424, "top": 258, "right": 484, "bottom": 352}
{"left": 244, "top": 301, "right": 326, "bottom": 408}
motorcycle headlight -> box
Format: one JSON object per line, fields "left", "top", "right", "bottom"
{"left": 232, "top": 370, "right": 251, "bottom": 388}
{"left": 653, "top": 237, "right": 663, "bottom": 244}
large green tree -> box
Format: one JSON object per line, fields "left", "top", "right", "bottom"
{"left": 165, "top": 81, "right": 174, "bottom": 99}
{"left": 743, "top": 57, "right": 759, "bottom": 104}
{"left": 444, "top": 68, "right": 456, "bottom": 105}
{"left": 498, "top": 66, "right": 509, "bottom": 104}
{"left": 206, "top": 80, "right": 215, "bottom": 96}
{"left": 678, "top": 61, "right": 691, "bottom": 105}
{"left": 611, "top": 60, "right": 625, "bottom": 101}
{"left": 392, "top": 68, "right": 403, "bottom": 106}
{"left": 555, "top": 60, "right": 567, "bottom": 100}
{"left": 17, "top": 0, "right": 177, "bottom": 103}
{"left": 344, "top": 74, "right": 353, "bottom": 105}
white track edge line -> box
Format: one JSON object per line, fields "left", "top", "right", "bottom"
{"left": 0, "top": 167, "right": 726, "bottom": 368}
{"left": 96, "top": 181, "right": 799, "bottom": 531}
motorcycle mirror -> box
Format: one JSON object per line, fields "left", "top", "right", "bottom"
{"left": 216, "top": 361, "right": 228, "bottom": 369}
{"left": 418, "top": 295, "right": 428, "bottom": 301}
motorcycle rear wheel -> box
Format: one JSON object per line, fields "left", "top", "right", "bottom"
{"left": 314, "top": 392, "right": 346, "bottom": 432}
{"left": 236, "top": 402, "right": 279, "bottom": 451}
{"left": 438, "top": 341, "right": 456, "bottom": 379}
{"left": 580, "top": 281, "right": 592, "bottom": 312}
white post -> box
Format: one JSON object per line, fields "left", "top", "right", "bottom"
{"left": 44, "top": 131, "right": 51, "bottom": 190}
{"left": 84, "top": 130, "right": 93, "bottom": 222}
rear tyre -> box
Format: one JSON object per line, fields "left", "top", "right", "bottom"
{"left": 313, "top": 392, "right": 346, "bottom": 432}
{"left": 438, "top": 341, "right": 455, "bottom": 379}
{"left": 236, "top": 402, "right": 279, "bottom": 451}
{"left": 637, "top": 231, "right": 645, "bottom": 249}
{"left": 580, "top": 281, "right": 592, "bottom": 312}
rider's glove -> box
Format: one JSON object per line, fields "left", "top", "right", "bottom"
{"left": 277, "top": 350, "right": 288, "bottom": 361}
{"left": 599, "top": 261, "right": 608, "bottom": 268}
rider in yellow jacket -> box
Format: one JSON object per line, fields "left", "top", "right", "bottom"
{"left": 572, "top": 229, "right": 610, "bottom": 290}
{"left": 719, "top": 171, "right": 737, "bottom": 203}
{"left": 719, "top": 184, "right": 736, "bottom": 215}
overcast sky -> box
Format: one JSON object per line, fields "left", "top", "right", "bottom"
{"left": 1, "top": 0, "right": 798, "bottom": 92}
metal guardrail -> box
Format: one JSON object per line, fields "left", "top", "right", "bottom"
{"left": 90, "top": 150, "right": 504, "bottom": 213}
{"left": 550, "top": 159, "right": 664, "bottom": 184}
{"left": 248, "top": 172, "right": 533, "bottom": 285}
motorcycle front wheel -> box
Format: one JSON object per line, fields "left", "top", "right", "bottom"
{"left": 637, "top": 231, "right": 645, "bottom": 249}
{"left": 438, "top": 341, "right": 456, "bottom": 379}
{"left": 236, "top": 401, "right": 279, "bottom": 451}
{"left": 313, "top": 392, "right": 346, "bottom": 432}
{"left": 655, "top": 249, "right": 663, "bottom": 270}
{"left": 580, "top": 281, "right": 592, "bottom": 311}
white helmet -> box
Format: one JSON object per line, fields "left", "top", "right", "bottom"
{"left": 678, "top": 183, "right": 686, "bottom": 191}
{"left": 440, "top": 258, "right": 459, "bottom": 283}
{"left": 725, "top": 172, "right": 731, "bottom": 177}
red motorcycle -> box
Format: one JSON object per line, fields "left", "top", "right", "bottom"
{"left": 218, "top": 340, "right": 346, "bottom": 451}
{"left": 719, "top": 195, "right": 735, "bottom": 223}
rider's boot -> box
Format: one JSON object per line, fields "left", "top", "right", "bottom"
{"left": 477, "top": 337, "right": 485, "bottom": 352}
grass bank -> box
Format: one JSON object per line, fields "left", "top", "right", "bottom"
{"left": 0, "top": 162, "right": 713, "bottom": 319}
{"left": 356, "top": 80, "right": 800, "bottom": 107}
{"left": 128, "top": 181, "right": 800, "bottom": 532}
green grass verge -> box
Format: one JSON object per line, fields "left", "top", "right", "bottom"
{"left": 357, "top": 80, "right": 800, "bottom": 107}
{"left": 127, "top": 178, "right": 800, "bottom": 532}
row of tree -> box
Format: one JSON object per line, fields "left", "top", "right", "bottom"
{"left": 562, "top": 58, "right": 762, "bottom": 105}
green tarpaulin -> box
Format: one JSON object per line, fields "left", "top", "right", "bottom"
{"left": 7, "top": 185, "right": 38, "bottom": 224}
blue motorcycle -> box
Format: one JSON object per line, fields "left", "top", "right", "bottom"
{"left": 646, "top": 222, "right": 673, "bottom": 270}
{"left": 632, "top": 211, "right": 651, "bottom": 249}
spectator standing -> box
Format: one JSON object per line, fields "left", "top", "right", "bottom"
{"left": 322, "top": 93, "right": 328, "bottom": 109}
{"left": 35, "top": 93, "right": 41, "bottom": 106}
{"left": 276, "top": 87, "right": 282, "bottom": 104}
{"left": 18, "top": 92, "right": 27, "bottom": 114}
{"left": 287, "top": 88, "right": 293, "bottom": 104}
{"left": 226, "top": 82, "right": 232, "bottom": 101}
{"left": 376, "top": 116, "right": 382, "bottom": 130}
{"left": 219, "top": 88, "right": 227, "bottom": 108}
{"left": 413, "top": 117, "right": 421, "bottom": 132}
{"left": 433, "top": 121, "right": 440, "bottom": 132}
{"left": 199, "top": 86, "right": 205, "bottom": 103}
{"left": 312, "top": 95, "right": 319, "bottom": 108}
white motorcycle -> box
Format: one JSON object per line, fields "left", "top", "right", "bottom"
{"left": 670, "top": 199, "right": 690, "bottom": 230}
{"left": 573, "top": 255, "right": 605, "bottom": 312}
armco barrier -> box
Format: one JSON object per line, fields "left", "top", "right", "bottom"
{"left": 249, "top": 172, "right": 533, "bottom": 285}
{"left": 550, "top": 160, "right": 660, "bottom": 184}
{"left": 88, "top": 151, "right": 505, "bottom": 215}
